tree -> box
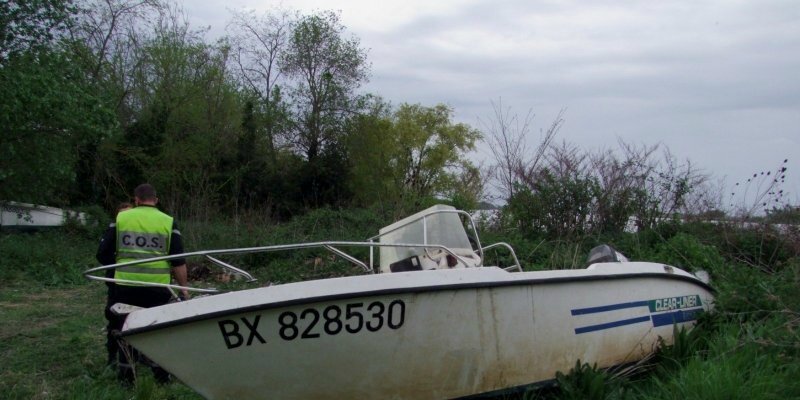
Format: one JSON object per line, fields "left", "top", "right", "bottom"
{"left": 60, "top": 0, "right": 174, "bottom": 205}
{"left": 0, "top": 49, "right": 115, "bottom": 204}
{"left": 94, "top": 5, "right": 243, "bottom": 218}
{"left": 345, "top": 102, "right": 482, "bottom": 214}
{"left": 69, "top": 0, "right": 164, "bottom": 82}
{"left": 0, "top": 0, "right": 75, "bottom": 64}
{"left": 390, "top": 103, "right": 481, "bottom": 211}
{"left": 280, "top": 10, "right": 369, "bottom": 161}
{"left": 227, "top": 7, "right": 294, "bottom": 160}
{"left": 480, "top": 102, "right": 564, "bottom": 202}
{"left": 344, "top": 96, "right": 396, "bottom": 209}
{"left": 228, "top": 7, "right": 292, "bottom": 102}
{"left": 0, "top": 1, "right": 115, "bottom": 204}
{"left": 275, "top": 10, "right": 370, "bottom": 208}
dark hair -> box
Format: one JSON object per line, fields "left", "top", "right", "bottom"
{"left": 134, "top": 183, "right": 157, "bottom": 201}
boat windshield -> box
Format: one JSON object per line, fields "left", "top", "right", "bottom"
{"left": 377, "top": 205, "right": 473, "bottom": 272}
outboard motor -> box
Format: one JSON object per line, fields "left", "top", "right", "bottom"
{"left": 585, "top": 244, "right": 630, "bottom": 266}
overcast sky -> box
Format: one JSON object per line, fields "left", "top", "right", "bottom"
{"left": 183, "top": 0, "right": 800, "bottom": 208}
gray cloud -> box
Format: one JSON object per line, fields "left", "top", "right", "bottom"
{"left": 184, "top": 0, "right": 800, "bottom": 204}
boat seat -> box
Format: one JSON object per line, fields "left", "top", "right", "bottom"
{"left": 389, "top": 255, "right": 423, "bottom": 272}
{"left": 421, "top": 247, "right": 481, "bottom": 270}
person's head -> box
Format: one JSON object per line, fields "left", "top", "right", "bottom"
{"left": 134, "top": 183, "right": 158, "bottom": 206}
{"left": 116, "top": 202, "right": 133, "bottom": 215}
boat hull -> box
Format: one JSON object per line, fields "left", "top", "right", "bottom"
{"left": 122, "top": 265, "right": 713, "bottom": 399}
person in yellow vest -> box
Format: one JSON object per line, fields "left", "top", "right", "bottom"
{"left": 96, "top": 183, "right": 189, "bottom": 384}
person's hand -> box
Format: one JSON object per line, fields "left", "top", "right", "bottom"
{"left": 179, "top": 289, "right": 191, "bottom": 300}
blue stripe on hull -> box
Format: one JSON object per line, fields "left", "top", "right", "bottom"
{"left": 574, "top": 316, "right": 651, "bottom": 334}
{"left": 571, "top": 300, "right": 649, "bottom": 315}
{"left": 572, "top": 300, "right": 704, "bottom": 334}
{"left": 651, "top": 307, "right": 703, "bottom": 327}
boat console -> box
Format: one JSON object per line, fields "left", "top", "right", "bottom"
{"left": 372, "top": 205, "right": 483, "bottom": 273}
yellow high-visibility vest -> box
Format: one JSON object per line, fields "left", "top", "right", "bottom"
{"left": 114, "top": 206, "right": 173, "bottom": 285}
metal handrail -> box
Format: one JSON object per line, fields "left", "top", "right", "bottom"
{"left": 84, "top": 208, "right": 523, "bottom": 294}
{"left": 481, "top": 242, "right": 523, "bottom": 272}
{"left": 84, "top": 241, "right": 481, "bottom": 293}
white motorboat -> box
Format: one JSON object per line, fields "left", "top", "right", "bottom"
{"left": 85, "top": 205, "right": 714, "bottom": 399}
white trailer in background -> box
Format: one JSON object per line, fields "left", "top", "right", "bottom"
{"left": 1, "top": 201, "right": 86, "bottom": 230}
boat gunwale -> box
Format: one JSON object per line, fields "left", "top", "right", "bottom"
{"left": 121, "top": 270, "right": 714, "bottom": 338}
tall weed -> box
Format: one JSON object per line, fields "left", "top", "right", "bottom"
{"left": 552, "top": 361, "right": 626, "bottom": 400}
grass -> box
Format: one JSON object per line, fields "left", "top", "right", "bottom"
{"left": 630, "top": 319, "right": 800, "bottom": 400}
{"left": 0, "top": 229, "right": 202, "bottom": 399}
{"left": 1, "top": 208, "right": 798, "bottom": 399}
{"left": 0, "top": 283, "right": 196, "bottom": 399}
{"left": 0, "top": 276, "right": 201, "bottom": 399}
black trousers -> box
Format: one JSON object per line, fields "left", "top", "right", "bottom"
{"left": 107, "top": 285, "right": 173, "bottom": 383}
{"left": 104, "top": 283, "right": 118, "bottom": 364}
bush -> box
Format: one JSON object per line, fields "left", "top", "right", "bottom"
{"left": 717, "top": 225, "right": 797, "bottom": 272}
{"left": 63, "top": 205, "right": 111, "bottom": 239}
{"left": 651, "top": 232, "right": 726, "bottom": 273}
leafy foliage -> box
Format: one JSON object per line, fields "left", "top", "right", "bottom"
{"left": 505, "top": 171, "right": 596, "bottom": 240}
{"left": 651, "top": 232, "right": 726, "bottom": 272}
{"left": 345, "top": 102, "right": 481, "bottom": 217}
{"left": 497, "top": 136, "right": 708, "bottom": 242}
{"left": 0, "top": 47, "right": 115, "bottom": 204}
{"left": 281, "top": 10, "right": 369, "bottom": 161}
{"left": 632, "top": 321, "right": 800, "bottom": 400}
{"left": 552, "top": 361, "right": 624, "bottom": 400}
{"left": 0, "top": 0, "right": 75, "bottom": 63}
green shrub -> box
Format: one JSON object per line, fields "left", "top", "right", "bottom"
{"left": 63, "top": 205, "right": 111, "bottom": 239}
{"left": 718, "top": 225, "right": 797, "bottom": 272}
{"left": 711, "top": 259, "right": 800, "bottom": 323}
{"left": 552, "top": 361, "right": 626, "bottom": 400}
{"left": 651, "top": 232, "right": 726, "bottom": 273}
